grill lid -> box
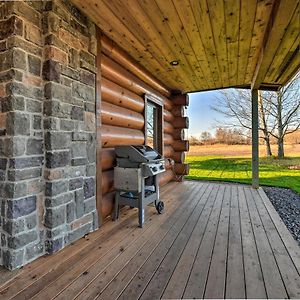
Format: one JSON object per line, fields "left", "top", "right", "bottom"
{"left": 115, "top": 145, "right": 162, "bottom": 164}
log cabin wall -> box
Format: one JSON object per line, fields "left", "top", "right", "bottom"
{"left": 98, "top": 34, "right": 189, "bottom": 220}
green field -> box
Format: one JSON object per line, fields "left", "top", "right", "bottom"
{"left": 186, "top": 156, "right": 300, "bottom": 194}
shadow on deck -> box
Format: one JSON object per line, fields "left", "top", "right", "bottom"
{"left": 0, "top": 181, "right": 299, "bottom": 299}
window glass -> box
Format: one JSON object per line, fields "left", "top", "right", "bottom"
{"left": 145, "top": 98, "right": 163, "bottom": 154}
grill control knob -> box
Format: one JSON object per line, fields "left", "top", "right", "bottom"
{"left": 152, "top": 167, "right": 158, "bottom": 172}
{"left": 159, "top": 165, "right": 164, "bottom": 170}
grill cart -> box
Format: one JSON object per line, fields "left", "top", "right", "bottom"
{"left": 113, "top": 145, "right": 166, "bottom": 227}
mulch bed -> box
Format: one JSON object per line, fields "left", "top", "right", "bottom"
{"left": 263, "top": 186, "right": 300, "bottom": 246}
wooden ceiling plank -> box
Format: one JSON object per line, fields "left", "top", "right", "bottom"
{"left": 138, "top": 0, "right": 203, "bottom": 91}
{"left": 172, "top": 0, "right": 214, "bottom": 89}
{"left": 266, "top": 4, "right": 299, "bottom": 82}
{"left": 205, "top": 0, "right": 230, "bottom": 88}
{"left": 276, "top": 39, "right": 300, "bottom": 85}
{"left": 252, "top": 0, "right": 298, "bottom": 89}
{"left": 152, "top": 0, "right": 207, "bottom": 90}
{"left": 224, "top": 0, "right": 241, "bottom": 86}
{"left": 71, "top": 0, "right": 181, "bottom": 90}
{"left": 121, "top": 0, "right": 197, "bottom": 90}
{"left": 245, "top": 0, "right": 275, "bottom": 84}
{"left": 238, "top": 0, "right": 257, "bottom": 85}
{"left": 101, "top": 0, "right": 188, "bottom": 89}
{"left": 188, "top": 0, "right": 223, "bottom": 87}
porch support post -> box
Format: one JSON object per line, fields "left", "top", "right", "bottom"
{"left": 251, "top": 89, "right": 259, "bottom": 188}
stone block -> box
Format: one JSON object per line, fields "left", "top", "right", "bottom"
{"left": 60, "top": 119, "right": 75, "bottom": 131}
{"left": 7, "top": 36, "right": 43, "bottom": 57}
{"left": 84, "top": 112, "right": 96, "bottom": 132}
{"left": 3, "top": 137, "right": 26, "bottom": 157}
{"left": 84, "top": 197, "right": 96, "bottom": 214}
{"left": 9, "top": 156, "right": 43, "bottom": 169}
{"left": 27, "top": 178, "right": 43, "bottom": 195}
{"left": 26, "top": 138, "right": 43, "bottom": 155}
{"left": 33, "top": 115, "right": 42, "bottom": 129}
{"left": 1, "top": 95, "right": 25, "bottom": 112}
{"left": 66, "top": 201, "right": 75, "bottom": 223}
{"left": 2, "top": 249, "right": 24, "bottom": 270}
{"left": 26, "top": 98, "right": 42, "bottom": 113}
{"left": 42, "top": 59, "right": 60, "bottom": 82}
{"left": 71, "top": 157, "right": 87, "bottom": 166}
{"left": 25, "top": 239, "right": 44, "bottom": 261}
{"left": 80, "top": 69, "right": 95, "bottom": 86}
{"left": 0, "top": 158, "right": 7, "bottom": 170}
{"left": 8, "top": 167, "right": 42, "bottom": 181}
{"left": 84, "top": 177, "right": 95, "bottom": 199}
{"left": 0, "top": 16, "right": 23, "bottom": 40}
{"left": 43, "top": 99, "right": 71, "bottom": 118}
{"left": 3, "top": 218, "right": 25, "bottom": 235}
{"left": 71, "top": 106, "right": 84, "bottom": 121}
{"left": 71, "top": 142, "right": 86, "bottom": 158}
{"left": 44, "top": 117, "right": 59, "bottom": 130}
{"left": 75, "top": 189, "right": 84, "bottom": 218}
{"left": 72, "top": 81, "right": 95, "bottom": 103}
{"left": 1, "top": 181, "right": 28, "bottom": 199}
{"left": 86, "top": 164, "right": 96, "bottom": 177}
{"left": 44, "top": 45, "right": 67, "bottom": 64}
{"left": 72, "top": 132, "right": 87, "bottom": 141}
{"left": 44, "top": 206, "right": 66, "bottom": 228}
{"left": 69, "top": 177, "right": 83, "bottom": 190}
{"left": 45, "top": 180, "right": 68, "bottom": 197}
{"left": 45, "top": 132, "right": 71, "bottom": 150}
{"left": 86, "top": 133, "right": 96, "bottom": 163}
{"left": 45, "top": 237, "right": 63, "bottom": 254}
{"left": 6, "top": 111, "right": 30, "bottom": 136}
{"left": 24, "top": 23, "right": 42, "bottom": 46}
{"left": 6, "top": 196, "right": 36, "bottom": 218}
{"left": 44, "top": 82, "right": 71, "bottom": 101}
{"left": 45, "top": 192, "right": 73, "bottom": 207}
{"left": 8, "top": 230, "right": 38, "bottom": 249}
{"left": 28, "top": 55, "right": 41, "bottom": 76}
{"left": 46, "top": 150, "right": 70, "bottom": 168}
{"left": 65, "top": 222, "right": 91, "bottom": 244}
{"left": 25, "top": 213, "right": 37, "bottom": 230}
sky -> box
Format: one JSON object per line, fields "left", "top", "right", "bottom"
{"left": 187, "top": 90, "right": 224, "bottom": 138}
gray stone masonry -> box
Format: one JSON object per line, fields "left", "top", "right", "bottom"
{"left": 0, "top": 0, "right": 98, "bottom": 270}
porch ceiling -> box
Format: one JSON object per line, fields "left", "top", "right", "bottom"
{"left": 71, "top": 0, "right": 299, "bottom": 93}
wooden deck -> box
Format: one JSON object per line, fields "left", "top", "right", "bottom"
{"left": 0, "top": 181, "right": 299, "bottom": 299}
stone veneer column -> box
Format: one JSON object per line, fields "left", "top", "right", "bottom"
{"left": 0, "top": 0, "right": 98, "bottom": 270}
{"left": 0, "top": 1, "right": 45, "bottom": 270}
{"left": 42, "top": 0, "right": 98, "bottom": 254}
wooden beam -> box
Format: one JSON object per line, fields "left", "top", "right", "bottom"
{"left": 252, "top": 0, "right": 298, "bottom": 89}
{"left": 251, "top": 89, "right": 259, "bottom": 189}
{"left": 96, "top": 27, "right": 103, "bottom": 226}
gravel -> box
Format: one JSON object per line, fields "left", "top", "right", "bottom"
{"left": 263, "top": 186, "right": 300, "bottom": 246}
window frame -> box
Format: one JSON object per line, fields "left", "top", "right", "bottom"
{"left": 144, "top": 94, "right": 164, "bottom": 155}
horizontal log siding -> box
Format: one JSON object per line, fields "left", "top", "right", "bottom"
{"left": 99, "top": 45, "right": 178, "bottom": 219}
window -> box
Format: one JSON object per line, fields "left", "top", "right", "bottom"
{"left": 144, "top": 95, "right": 163, "bottom": 154}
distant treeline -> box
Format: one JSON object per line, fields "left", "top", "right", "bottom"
{"left": 190, "top": 128, "right": 300, "bottom": 146}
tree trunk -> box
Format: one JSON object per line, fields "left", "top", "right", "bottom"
{"left": 258, "top": 91, "right": 272, "bottom": 156}
{"left": 278, "top": 137, "right": 284, "bottom": 158}
{"left": 265, "top": 137, "right": 272, "bottom": 156}
{"left": 277, "top": 92, "right": 284, "bottom": 158}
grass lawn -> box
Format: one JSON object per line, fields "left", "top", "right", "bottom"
{"left": 186, "top": 155, "right": 300, "bottom": 194}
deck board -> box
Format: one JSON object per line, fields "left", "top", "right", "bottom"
{"left": 0, "top": 181, "right": 299, "bottom": 299}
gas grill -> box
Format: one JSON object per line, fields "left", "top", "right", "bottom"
{"left": 113, "top": 145, "right": 166, "bottom": 227}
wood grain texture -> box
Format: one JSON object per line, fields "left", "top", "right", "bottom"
{"left": 1, "top": 182, "right": 299, "bottom": 299}
{"left": 71, "top": 0, "right": 299, "bottom": 92}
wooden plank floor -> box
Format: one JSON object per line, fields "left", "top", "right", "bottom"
{"left": 0, "top": 181, "right": 299, "bottom": 299}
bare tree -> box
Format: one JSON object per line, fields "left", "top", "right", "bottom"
{"left": 262, "top": 75, "right": 300, "bottom": 158}
{"left": 201, "top": 131, "right": 212, "bottom": 144}
{"left": 211, "top": 73, "right": 300, "bottom": 157}
{"left": 211, "top": 89, "right": 273, "bottom": 155}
